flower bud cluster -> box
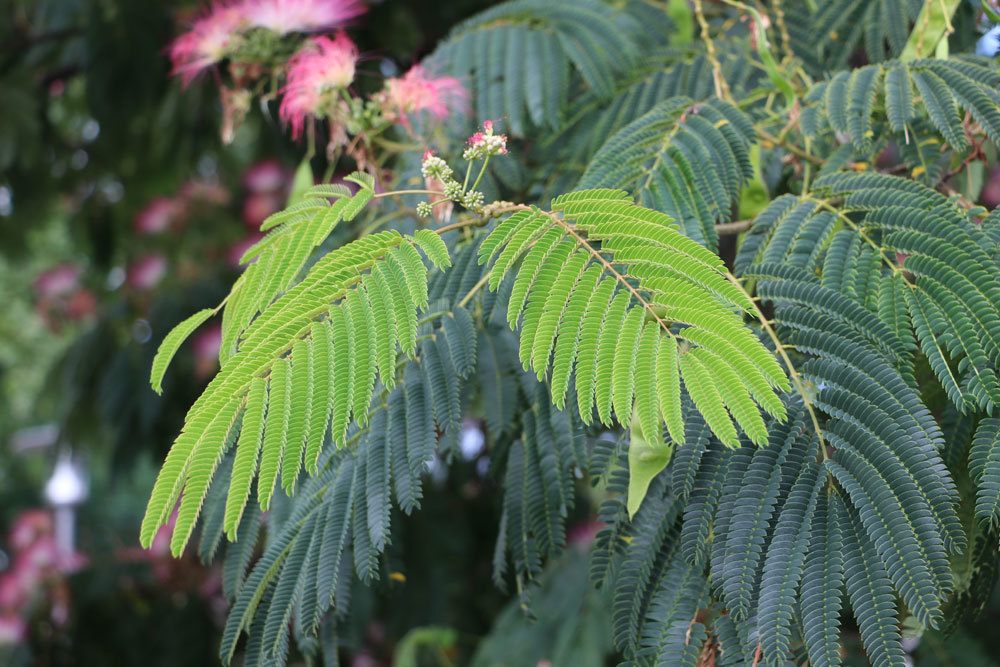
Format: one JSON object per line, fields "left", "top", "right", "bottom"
{"left": 420, "top": 151, "right": 453, "bottom": 181}
{"left": 416, "top": 121, "right": 509, "bottom": 217}
{"left": 460, "top": 190, "right": 485, "bottom": 210}
{"left": 462, "top": 120, "right": 508, "bottom": 160}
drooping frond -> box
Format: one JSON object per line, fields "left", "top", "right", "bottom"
{"left": 578, "top": 97, "right": 756, "bottom": 248}
{"left": 712, "top": 409, "right": 814, "bottom": 625}
{"left": 971, "top": 418, "right": 1000, "bottom": 527}
{"left": 756, "top": 460, "right": 824, "bottom": 663}
{"left": 609, "top": 475, "right": 682, "bottom": 660}
{"left": 800, "top": 495, "right": 846, "bottom": 667}
{"left": 141, "top": 208, "right": 451, "bottom": 554}
{"left": 786, "top": 0, "right": 923, "bottom": 73}
{"left": 743, "top": 172, "right": 1000, "bottom": 413}
{"left": 839, "top": 495, "right": 908, "bottom": 667}
{"left": 552, "top": 53, "right": 764, "bottom": 170}
{"left": 593, "top": 396, "right": 954, "bottom": 665}
{"left": 221, "top": 174, "right": 375, "bottom": 361}
{"left": 425, "top": 0, "right": 644, "bottom": 135}
{"left": 479, "top": 190, "right": 789, "bottom": 450}
{"left": 493, "top": 378, "right": 586, "bottom": 583}
{"left": 639, "top": 560, "right": 711, "bottom": 664}
{"left": 150, "top": 307, "right": 216, "bottom": 394}
{"left": 739, "top": 267, "right": 960, "bottom": 623}
{"left": 216, "top": 304, "right": 479, "bottom": 665}
{"left": 801, "top": 57, "right": 1000, "bottom": 156}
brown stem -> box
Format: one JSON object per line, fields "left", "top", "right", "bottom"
{"left": 756, "top": 127, "right": 823, "bottom": 165}
{"left": 694, "top": 0, "right": 733, "bottom": 102}
{"left": 434, "top": 218, "right": 488, "bottom": 235}
{"left": 716, "top": 219, "right": 753, "bottom": 236}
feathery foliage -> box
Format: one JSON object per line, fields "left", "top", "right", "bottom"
{"left": 426, "top": 0, "right": 645, "bottom": 136}
{"left": 787, "top": 0, "right": 923, "bottom": 73}
{"left": 479, "top": 190, "right": 789, "bottom": 449}
{"left": 140, "top": 0, "right": 1000, "bottom": 663}
{"left": 140, "top": 181, "right": 453, "bottom": 554}
{"left": 579, "top": 97, "right": 756, "bottom": 248}
{"left": 741, "top": 172, "right": 1000, "bottom": 413}
{"left": 801, "top": 57, "right": 1000, "bottom": 156}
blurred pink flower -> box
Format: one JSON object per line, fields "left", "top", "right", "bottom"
{"left": 33, "top": 265, "right": 81, "bottom": 299}
{"left": 64, "top": 290, "right": 97, "bottom": 321}
{"left": 9, "top": 510, "right": 52, "bottom": 552}
{"left": 228, "top": 232, "right": 266, "bottom": 267}
{"left": 148, "top": 512, "right": 177, "bottom": 560}
{"left": 134, "top": 197, "right": 180, "bottom": 235}
{"left": 179, "top": 179, "right": 231, "bottom": 206}
{"left": 567, "top": 519, "right": 603, "bottom": 549}
{"left": 351, "top": 652, "right": 379, "bottom": 667}
{"left": 16, "top": 537, "right": 61, "bottom": 574}
{"left": 982, "top": 165, "right": 1000, "bottom": 208}
{"left": 126, "top": 254, "right": 169, "bottom": 291}
{"left": 243, "top": 159, "right": 289, "bottom": 193}
{"left": 0, "top": 613, "right": 26, "bottom": 645}
{"left": 0, "top": 508, "right": 85, "bottom": 642}
{"left": 380, "top": 65, "right": 466, "bottom": 129}
{"left": 0, "top": 574, "right": 27, "bottom": 610}
{"left": 242, "top": 0, "right": 366, "bottom": 35}
{"left": 243, "top": 191, "right": 284, "bottom": 229}
{"left": 279, "top": 32, "right": 359, "bottom": 139}
{"left": 33, "top": 265, "right": 97, "bottom": 329}
{"left": 169, "top": 3, "right": 248, "bottom": 84}
{"left": 192, "top": 323, "right": 223, "bottom": 363}
{"left": 192, "top": 323, "right": 223, "bottom": 379}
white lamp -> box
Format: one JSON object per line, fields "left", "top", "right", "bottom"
{"left": 44, "top": 453, "right": 88, "bottom": 556}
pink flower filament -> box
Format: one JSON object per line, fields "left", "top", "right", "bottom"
{"left": 242, "top": 0, "right": 366, "bottom": 35}
{"left": 382, "top": 65, "right": 466, "bottom": 129}
{"left": 169, "top": 3, "right": 248, "bottom": 84}
{"left": 168, "top": 0, "right": 366, "bottom": 83}
{"left": 279, "top": 32, "right": 359, "bottom": 139}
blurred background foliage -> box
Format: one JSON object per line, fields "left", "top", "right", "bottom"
{"left": 1, "top": 1, "right": 1000, "bottom": 666}
{"left": 0, "top": 0, "right": 503, "bottom": 663}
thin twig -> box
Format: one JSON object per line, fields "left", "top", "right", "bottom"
{"left": 434, "top": 217, "right": 487, "bottom": 235}
{"left": 694, "top": 0, "right": 733, "bottom": 102}
{"left": 545, "top": 210, "right": 679, "bottom": 340}
{"left": 756, "top": 127, "right": 823, "bottom": 165}
{"left": 726, "top": 274, "right": 827, "bottom": 455}
{"left": 802, "top": 195, "right": 906, "bottom": 277}
{"left": 372, "top": 189, "right": 444, "bottom": 199}
{"left": 457, "top": 273, "right": 491, "bottom": 309}
{"left": 770, "top": 0, "right": 795, "bottom": 65}
{"left": 716, "top": 219, "right": 753, "bottom": 235}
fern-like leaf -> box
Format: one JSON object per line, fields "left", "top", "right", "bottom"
{"left": 141, "top": 220, "right": 447, "bottom": 553}
{"left": 480, "top": 191, "right": 788, "bottom": 451}
{"left": 970, "top": 418, "right": 1000, "bottom": 527}
{"left": 578, "top": 97, "right": 755, "bottom": 248}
